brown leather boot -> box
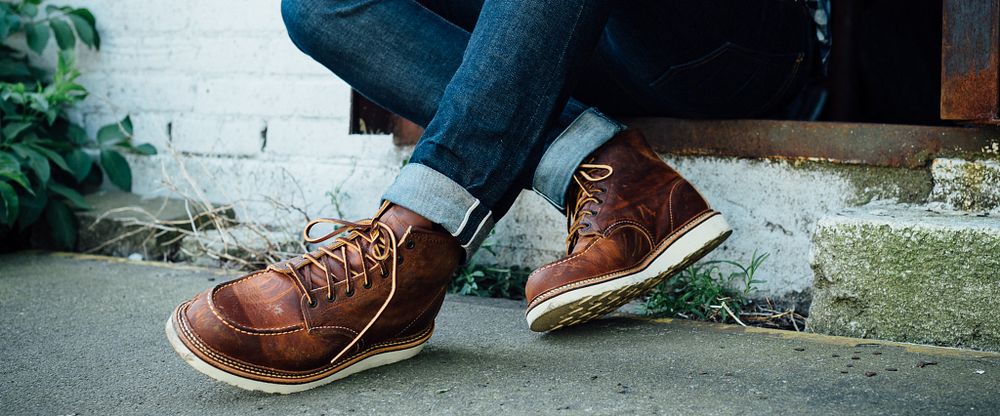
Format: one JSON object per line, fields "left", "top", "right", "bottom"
{"left": 525, "top": 129, "right": 732, "bottom": 332}
{"left": 166, "top": 202, "right": 462, "bottom": 393}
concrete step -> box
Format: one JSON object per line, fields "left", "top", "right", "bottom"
{"left": 930, "top": 158, "right": 1000, "bottom": 212}
{"left": 77, "top": 190, "right": 234, "bottom": 261}
{"left": 175, "top": 224, "right": 301, "bottom": 268}
{"left": 807, "top": 203, "right": 1000, "bottom": 351}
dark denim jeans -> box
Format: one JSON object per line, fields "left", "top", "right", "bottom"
{"left": 282, "top": 0, "right": 816, "bottom": 257}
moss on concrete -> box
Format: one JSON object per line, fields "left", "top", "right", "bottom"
{"left": 808, "top": 205, "right": 1000, "bottom": 351}
{"left": 931, "top": 159, "right": 1000, "bottom": 211}
{"left": 842, "top": 166, "right": 933, "bottom": 205}
{"left": 788, "top": 160, "right": 933, "bottom": 205}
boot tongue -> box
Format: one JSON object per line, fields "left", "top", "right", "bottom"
{"left": 297, "top": 203, "right": 429, "bottom": 289}
{"left": 376, "top": 203, "right": 433, "bottom": 237}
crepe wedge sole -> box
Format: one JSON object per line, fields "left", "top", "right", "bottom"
{"left": 526, "top": 212, "right": 731, "bottom": 332}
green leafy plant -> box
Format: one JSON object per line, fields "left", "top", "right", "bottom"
{"left": 0, "top": 0, "right": 154, "bottom": 250}
{"left": 644, "top": 252, "right": 769, "bottom": 324}
{"left": 449, "top": 234, "right": 531, "bottom": 300}
{"left": 451, "top": 262, "right": 531, "bottom": 300}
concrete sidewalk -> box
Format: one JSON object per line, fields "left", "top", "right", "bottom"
{"left": 2, "top": 252, "right": 999, "bottom": 415}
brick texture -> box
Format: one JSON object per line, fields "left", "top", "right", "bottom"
{"left": 62, "top": 0, "right": 355, "bottom": 160}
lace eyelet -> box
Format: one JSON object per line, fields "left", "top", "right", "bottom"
{"left": 345, "top": 289, "right": 355, "bottom": 297}
{"left": 363, "top": 280, "right": 372, "bottom": 289}
{"left": 381, "top": 267, "right": 389, "bottom": 277}
{"left": 308, "top": 299, "right": 318, "bottom": 308}
{"left": 405, "top": 240, "right": 415, "bottom": 249}
{"left": 326, "top": 295, "right": 335, "bottom": 302}
{"left": 397, "top": 255, "right": 404, "bottom": 265}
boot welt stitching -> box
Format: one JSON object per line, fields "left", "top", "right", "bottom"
{"left": 182, "top": 321, "right": 430, "bottom": 380}
{"left": 177, "top": 307, "right": 432, "bottom": 380}
{"left": 527, "top": 209, "right": 715, "bottom": 309}
{"left": 527, "top": 210, "right": 717, "bottom": 310}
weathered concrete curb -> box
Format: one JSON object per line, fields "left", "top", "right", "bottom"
{"left": 77, "top": 190, "right": 234, "bottom": 261}
{"left": 808, "top": 204, "right": 1000, "bottom": 351}
{"left": 931, "top": 158, "right": 1000, "bottom": 212}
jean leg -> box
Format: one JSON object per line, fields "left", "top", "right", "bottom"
{"left": 281, "top": 0, "right": 473, "bottom": 127}
{"left": 283, "top": 0, "right": 616, "bottom": 258}
{"left": 282, "top": 0, "right": 582, "bottom": 128}
{"left": 385, "top": 0, "right": 612, "bottom": 255}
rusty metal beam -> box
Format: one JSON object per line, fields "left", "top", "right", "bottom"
{"left": 383, "top": 115, "right": 1000, "bottom": 169}
{"left": 625, "top": 118, "right": 1000, "bottom": 168}
{"left": 941, "top": 0, "right": 1000, "bottom": 124}
{"left": 353, "top": 91, "right": 1000, "bottom": 168}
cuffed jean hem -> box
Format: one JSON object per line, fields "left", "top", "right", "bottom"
{"left": 382, "top": 163, "right": 494, "bottom": 261}
{"left": 532, "top": 108, "right": 625, "bottom": 209}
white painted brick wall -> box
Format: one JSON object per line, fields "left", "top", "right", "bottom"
{"left": 46, "top": 0, "right": 930, "bottom": 304}
{"left": 54, "top": 0, "right": 401, "bottom": 230}
{"left": 266, "top": 118, "right": 400, "bottom": 163}
{"left": 171, "top": 114, "right": 266, "bottom": 156}
{"left": 62, "top": 0, "right": 350, "bottom": 155}
{"left": 53, "top": 1, "right": 367, "bottom": 162}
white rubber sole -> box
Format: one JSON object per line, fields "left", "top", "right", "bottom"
{"left": 526, "top": 213, "right": 732, "bottom": 332}
{"left": 165, "top": 317, "right": 424, "bottom": 394}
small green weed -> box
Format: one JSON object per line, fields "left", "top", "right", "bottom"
{"left": 644, "top": 252, "right": 768, "bottom": 324}
{"left": 450, "top": 263, "right": 530, "bottom": 300}
{"left": 449, "top": 232, "right": 530, "bottom": 300}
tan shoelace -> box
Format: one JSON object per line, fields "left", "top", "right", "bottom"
{"left": 268, "top": 203, "right": 399, "bottom": 307}
{"left": 268, "top": 202, "right": 404, "bottom": 364}
{"left": 565, "top": 163, "right": 614, "bottom": 254}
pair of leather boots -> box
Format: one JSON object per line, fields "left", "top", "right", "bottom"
{"left": 166, "top": 129, "right": 731, "bottom": 393}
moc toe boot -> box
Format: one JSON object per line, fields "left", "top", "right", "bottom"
{"left": 525, "top": 129, "right": 732, "bottom": 332}
{"left": 166, "top": 203, "right": 462, "bottom": 393}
